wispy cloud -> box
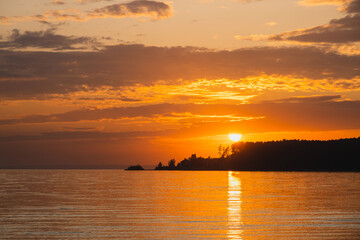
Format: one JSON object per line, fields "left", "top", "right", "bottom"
{"left": 298, "top": 0, "right": 350, "bottom": 6}
{"left": 0, "top": 0, "right": 173, "bottom": 24}
{"left": 265, "top": 21, "right": 277, "bottom": 26}
{"left": 271, "top": 95, "right": 343, "bottom": 103}
{"left": 76, "top": 0, "right": 114, "bottom": 3}
{"left": 88, "top": 0, "right": 173, "bottom": 20}
{"left": 237, "top": 0, "right": 263, "bottom": 2}
{"left": 0, "top": 29, "right": 99, "bottom": 50}
{"left": 51, "top": 0, "right": 66, "bottom": 5}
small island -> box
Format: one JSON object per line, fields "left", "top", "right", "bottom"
{"left": 125, "top": 164, "right": 144, "bottom": 170}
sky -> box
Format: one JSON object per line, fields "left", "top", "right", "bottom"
{"left": 0, "top": 0, "right": 359, "bottom": 168}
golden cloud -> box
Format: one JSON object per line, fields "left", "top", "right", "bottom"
{"left": 298, "top": 0, "right": 350, "bottom": 6}
{"left": 0, "top": 0, "right": 173, "bottom": 24}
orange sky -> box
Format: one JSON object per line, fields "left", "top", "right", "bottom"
{"left": 0, "top": 0, "right": 359, "bottom": 168}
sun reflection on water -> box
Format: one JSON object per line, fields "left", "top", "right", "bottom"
{"left": 228, "top": 171, "right": 243, "bottom": 239}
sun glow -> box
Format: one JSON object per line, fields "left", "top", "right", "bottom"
{"left": 229, "top": 134, "right": 242, "bottom": 142}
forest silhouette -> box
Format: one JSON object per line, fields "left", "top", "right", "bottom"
{"left": 155, "top": 138, "right": 360, "bottom": 171}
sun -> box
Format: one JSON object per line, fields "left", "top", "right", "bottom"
{"left": 229, "top": 133, "right": 242, "bottom": 142}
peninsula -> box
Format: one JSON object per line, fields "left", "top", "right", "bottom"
{"left": 155, "top": 138, "right": 360, "bottom": 171}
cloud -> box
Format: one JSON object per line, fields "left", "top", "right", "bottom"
{"left": 236, "top": 0, "right": 360, "bottom": 45}
{"left": 51, "top": 0, "right": 66, "bottom": 5}
{"left": 0, "top": 130, "right": 163, "bottom": 141}
{"left": 1, "top": 100, "right": 360, "bottom": 133}
{"left": 88, "top": 0, "right": 173, "bottom": 20}
{"left": 267, "top": 0, "right": 360, "bottom": 44}
{"left": 40, "top": 9, "right": 89, "bottom": 22}
{"left": 265, "top": 22, "right": 277, "bottom": 26}
{"left": 0, "top": 44, "right": 359, "bottom": 99}
{"left": 344, "top": 0, "right": 360, "bottom": 12}
{"left": 198, "top": 0, "right": 263, "bottom": 3}
{"left": 0, "top": 10, "right": 85, "bottom": 24}
{"left": 234, "top": 34, "right": 268, "bottom": 41}
{"left": 234, "top": 0, "right": 263, "bottom": 2}
{"left": 0, "top": 16, "right": 11, "bottom": 25}
{"left": 0, "top": 29, "right": 99, "bottom": 50}
{"left": 298, "top": 0, "right": 350, "bottom": 6}
{"left": 0, "top": 0, "right": 173, "bottom": 24}
{"left": 271, "top": 95, "right": 342, "bottom": 103}
{"left": 77, "top": 0, "right": 113, "bottom": 3}
{"left": 269, "top": 14, "right": 360, "bottom": 43}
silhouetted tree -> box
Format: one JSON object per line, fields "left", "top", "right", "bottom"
{"left": 177, "top": 158, "right": 190, "bottom": 169}
{"left": 168, "top": 159, "right": 176, "bottom": 169}
{"left": 155, "top": 162, "right": 163, "bottom": 170}
{"left": 218, "top": 144, "right": 223, "bottom": 158}
{"left": 218, "top": 144, "right": 231, "bottom": 159}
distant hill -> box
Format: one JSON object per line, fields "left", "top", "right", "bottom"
{"left": 155, "top": 137, "right": 360, "bottom": 171}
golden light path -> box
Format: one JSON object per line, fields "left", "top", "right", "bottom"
{"left": 229, "top": 134, "right": 242, "bottom": 142}
{"left": 228, "top": 171, "right": 243, "bottom": 239}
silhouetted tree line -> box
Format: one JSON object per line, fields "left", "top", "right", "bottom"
{"left": 155, "top": 138, "right": 360, "bottom": 171}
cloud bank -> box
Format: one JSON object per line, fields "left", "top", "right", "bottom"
{"left": 0, "top": 44, "right": 359, "bottom": 99}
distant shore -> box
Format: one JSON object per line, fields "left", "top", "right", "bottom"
{"left": 154, "top": 137, "right": 360, "bottom": 172}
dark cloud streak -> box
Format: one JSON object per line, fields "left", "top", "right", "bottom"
{"left": 0, "top": 29, "right": 99, "bottom": 50}
{"left": 271, "top": 95, "right": 343, "bottom": 103}
{"left": 0, "top": 130, "right": 163, "bottom": 142}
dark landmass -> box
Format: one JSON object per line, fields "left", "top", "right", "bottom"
{"left": 125, "top": 164, "right": 144, "bottom": 170}
{"left": 155, "top": 137, "right": 360, "bottom": 171}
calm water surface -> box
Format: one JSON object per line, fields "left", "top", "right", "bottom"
{"left": 0, "top": 170, "right": 359, "bottom": 239}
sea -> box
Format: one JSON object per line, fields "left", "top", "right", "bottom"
{"left": 0, "top": 170, "right": 359, "bottom": 239}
